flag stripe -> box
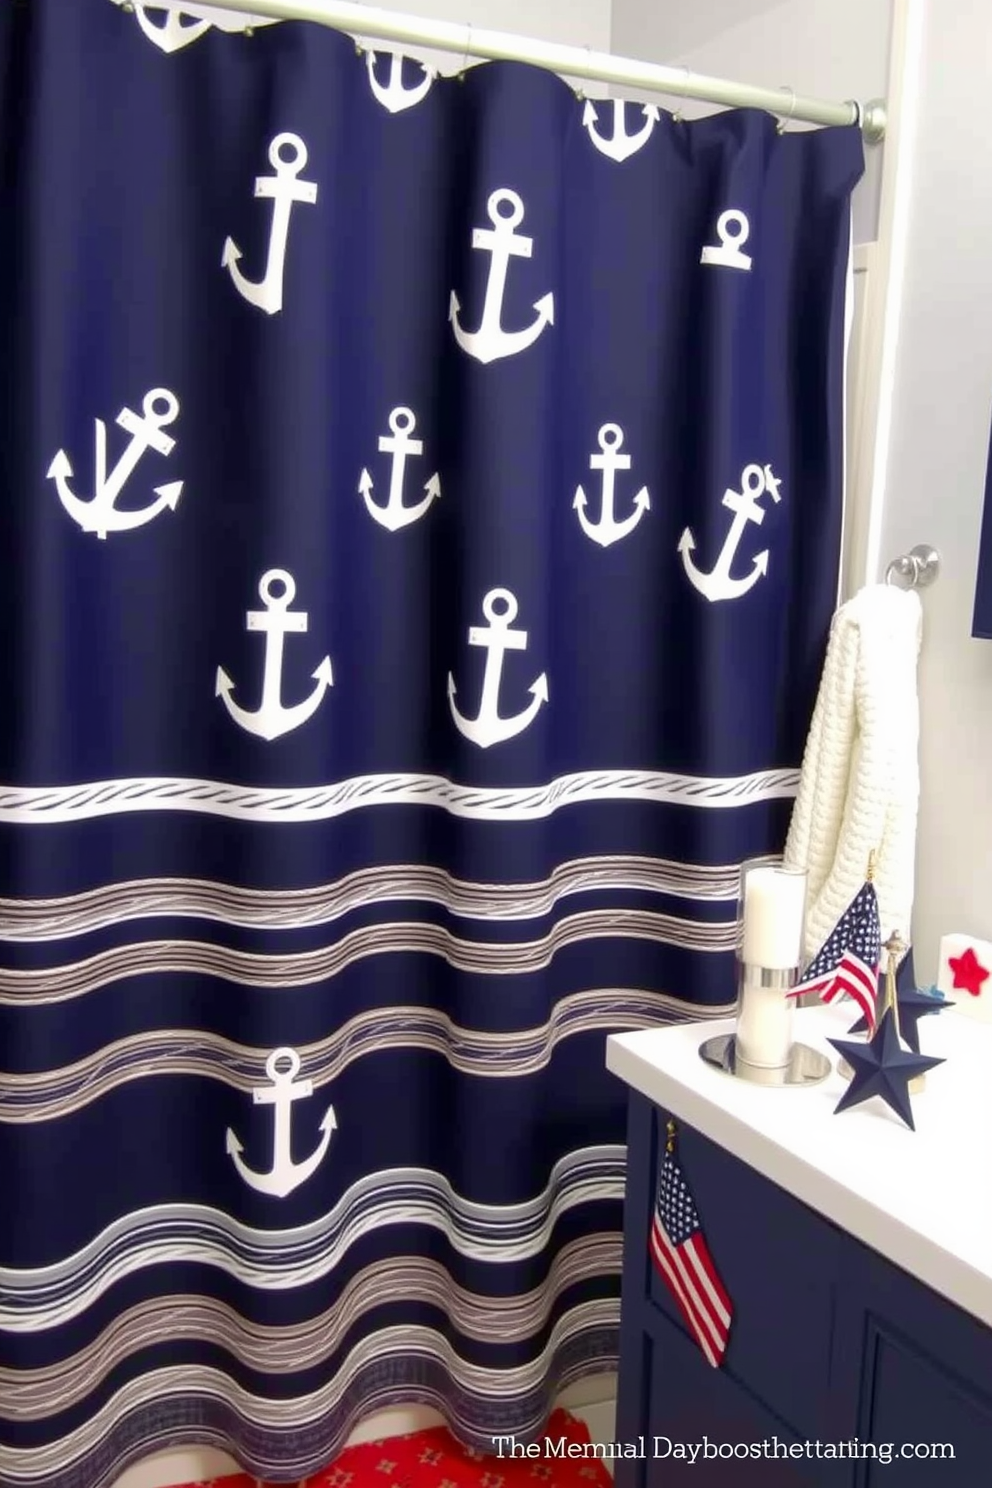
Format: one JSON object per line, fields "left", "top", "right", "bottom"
{"left": 649, "top": 1227, "right": 719, "bottom": 1367}
{"left": 821, "top": 953, "right": 877, "bottom": 1023}
{"left": 649, "top": 1215, "right": 730, "bottom": 1362}
{"left": 663, "top": 1232, "right": 727, "bottom": 1354}
{"left": 683, "top": 1235, "right": 733, "bottom": 1326}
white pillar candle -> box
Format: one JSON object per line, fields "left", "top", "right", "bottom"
{"left": 736, "top": 983, "right": 794, "bottom": 1068}
{"left": 734, "top": 863, "right": 807, "bottom": 1069}
{"left": 741, "top": 866, "right": 806, "bottom": 969}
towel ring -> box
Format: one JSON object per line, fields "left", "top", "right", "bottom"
{"left": 885, "top": 544, "right": 940, "bottom": 589}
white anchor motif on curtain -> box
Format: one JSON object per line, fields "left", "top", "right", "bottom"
{"left": 700, "top": 210, "right": 753, "bottom": 271}
{"left": 216, "top": 570, "right": 334, "bottom": 741}
{"left": 359, "top": 408, "right": 441, "bottom": 531}
{"left": 449, "top": 588, "right": 549, "bottom": 748}
{"left": 222, "top": 133, "right": 318, "bottom": 315}
{"left": 366, "top": 50, "right": 436, "bottom": 112}
{"left": 47, "top": 387, "right": 184, "bottom": 540}
{"left": 121, "top": 2, "right": 279, "bottom": 54}
{"left": 450, "top": 189, "right": 554, "bottom": 363}
{"left": 574, "top": 424, "right": 651, "bottom": 547}
{"left": 582, "top": 99, "right": 662, "bottom": 162}
{"left": 226, "top": 1048, "right": 337, "bottom": 1198}
{"left": 679, "top": 463, "right": 783, "bottom": 601}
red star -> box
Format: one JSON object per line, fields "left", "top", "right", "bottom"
{"left": 948, "top": 945, "right": 990, "bottom": 997}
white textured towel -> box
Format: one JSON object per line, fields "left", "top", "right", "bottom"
{"left": 783, "top": 583, "right": 923, "bottom": 964}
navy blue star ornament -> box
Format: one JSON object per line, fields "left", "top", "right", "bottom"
{"left": 848, "top": 982, "right": 950, "bottom": 1053}
{"left": 829, "top": 1008, "right": 944, "bottom": 1129}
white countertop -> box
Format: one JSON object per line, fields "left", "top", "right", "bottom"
{"left": 607, "top": 1002, "right": 992, "bottom": 1330}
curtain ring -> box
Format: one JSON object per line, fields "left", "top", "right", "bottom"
{"left": 672, "top": 65, "right": 690, "bottom": 123}
{"left": 776, "top": 84, "right": 797, "bottom": 133}
{"left": 458, "top": 22, "right": 473, "bottom": 80}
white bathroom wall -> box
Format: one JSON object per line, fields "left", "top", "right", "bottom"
{"left": 871, "top": 0, "right": 992, "bottom": 978}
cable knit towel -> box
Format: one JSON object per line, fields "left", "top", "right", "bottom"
{"left": 783, "top": 583, "right": 923, "bottom": 965}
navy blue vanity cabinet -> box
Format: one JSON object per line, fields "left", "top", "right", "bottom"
{"left": 828, "top": 1234, "right": 992, "bottom": 1484}
{"left": 613, "top": 1090, "right": 992, "bottom": 1486}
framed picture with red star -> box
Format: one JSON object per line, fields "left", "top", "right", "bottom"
{"left": 937, "top": 933, "right": 992, "bottom": 1019}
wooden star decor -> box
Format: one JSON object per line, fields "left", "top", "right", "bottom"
{"left": 829, "top": 1008, "right": 944, "bottom": 1130}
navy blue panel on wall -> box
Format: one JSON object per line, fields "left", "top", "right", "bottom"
{"left": 973, "top": 408, "right": 992, "bottom": 638}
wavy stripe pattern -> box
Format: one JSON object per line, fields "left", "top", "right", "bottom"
{"left": 0, "top": 1306, "right": 620, "bottom": 1482}
{"left": 0, "top": 766, "right": 799, "bottom": 824}
{"left": 2, "top": 1235, "right": 621, "bottom": 1419}
{"left": 0, "top": 990, "right": 731, "bottom": 1122}
{"left": 0, "top": 1148, "right": 624, "bottom": 1328}
{"left": 0, "top": 908, "right": 734, "bottom": 1006}
{"left": 0, "top": 854, "right": 741, "bottom": 941}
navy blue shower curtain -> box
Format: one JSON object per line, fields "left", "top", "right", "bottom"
{"left": 0, "top": 4, "right": 861, "bottom": 1485}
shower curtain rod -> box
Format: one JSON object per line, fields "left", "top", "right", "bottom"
{"left": 180, "top": 0, "right": 887, "bottom": 141}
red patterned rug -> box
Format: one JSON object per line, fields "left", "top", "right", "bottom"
{"left": 183, "top": 1411, "right": 612, "bottom": 1488}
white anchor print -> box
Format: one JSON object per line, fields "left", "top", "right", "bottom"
{"left": 450, "top": 189, "right": 554, "bottom": 364}
{"left": 582, "top": 99, "right": 661, "bottom": 163}
{"left": 573, "top": 424, "right": 651, "bottom": 548}
{"left": 47, "top": 387, "right": 184, "bottom": 540}
{"left": 366, "top": 50, "right": 436, "bottom": 113}
{"left": 216, "top": 570, "right": 333, "bottom": 741}
{"left": 679, "top": 463, "right": 783, "bottom": 602}
{"left": 129, "top": 3, "right": 211, "bottom": 53}
{"left": 359, "top": 408, "right": 441, "bottom": 532}
{"left": 222, "top": 133, "right": 318, "bottom": 316}
{"left": 448, "top": 589, "right": 548, "bottom": 749}
{"left": 700, "top": 210, "right": 753, "bottom": 271}
{"left": 226, "top": 1048, "right": 336, "bottom": 1199}
{"left": 123, "top": 3, "right": 278, "bottom": 54}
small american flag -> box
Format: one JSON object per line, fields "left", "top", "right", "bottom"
{"left": 649, "top": 1139, "right": 732, "bottom": 1368}
{"left": 789, "top": 878, "right": 881, "bottom": 1027}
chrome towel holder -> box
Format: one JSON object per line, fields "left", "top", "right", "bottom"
{"left": 885, "top": 544, "right": 940, "bottom": 590}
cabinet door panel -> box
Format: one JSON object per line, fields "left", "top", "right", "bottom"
{"left": 641, "top": 1307, "right": 850, "bottom": 1488}
{"left": 834, "top": 1242, "right": 992, "bottom": 1485}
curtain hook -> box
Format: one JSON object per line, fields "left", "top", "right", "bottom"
{"left": 776, "top": 84, "right": 797, "bottom": 133}
{"left": 458, "top": 21, "right": 473, "bottom": 81}
{"left": 353, "top": 0, "right": 366, "bottom": 55}
{"left": 575, "top": 44, "right": 592, "bottom": 101}
{"left": 671, "top": 65, "right": 691, "bottom": 123}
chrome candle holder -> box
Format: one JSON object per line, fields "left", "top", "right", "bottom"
{"left": 699, "top": 857, "right": 830, "bottom": 1088}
